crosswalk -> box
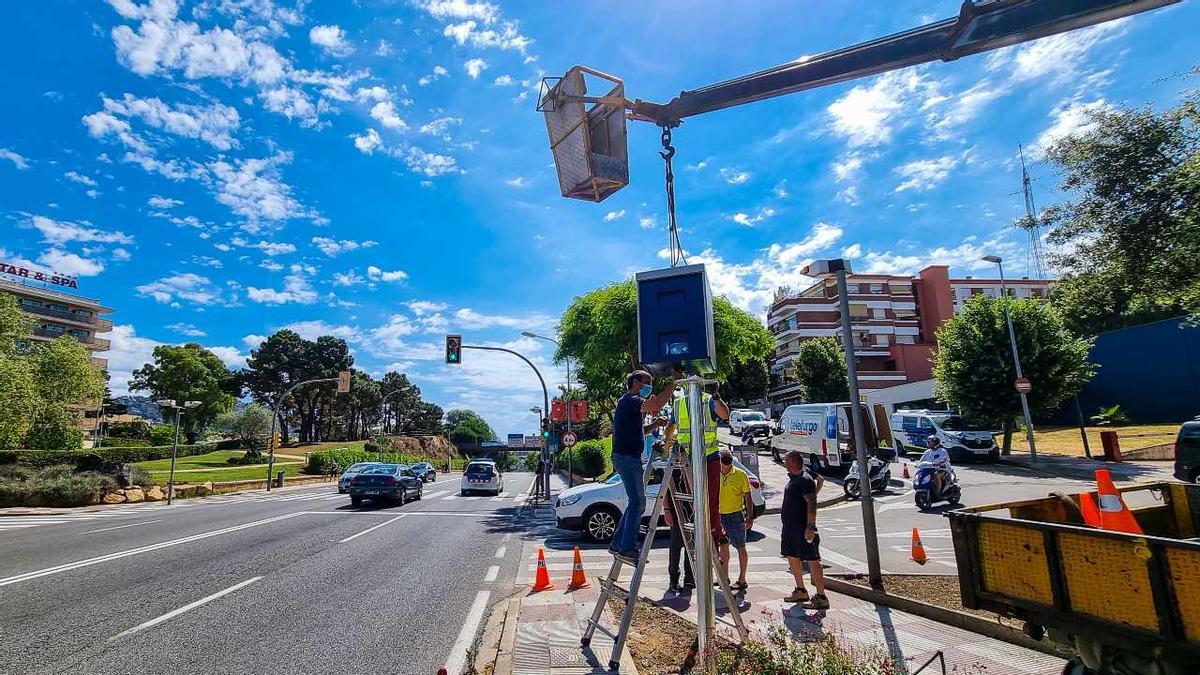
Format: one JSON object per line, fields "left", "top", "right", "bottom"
{"left": 0, "top": 505, "right": 168, "bottom": 531}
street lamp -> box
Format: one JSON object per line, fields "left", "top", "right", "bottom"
{"left": 982, "top": 255, "right": 1038, "bottom": 463}
{"left": 156, "top": 399, "right": 201, "bottom": 505}
{"left": 523, "top": 331, "right": 575, "bottom": 487}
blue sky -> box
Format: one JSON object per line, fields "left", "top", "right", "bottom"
{"left": 1, "top": 1, "right": 1196, "bottom": 436}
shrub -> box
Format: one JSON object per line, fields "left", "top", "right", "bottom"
{"left": 108, "top": 420, "right": 151, "bottom": 440}
{"left": 99, "top": 437, "right": 150, "bottom": 447}
{"left": 572, "top": 440, "right": 609, "bottom": 479}
{"left": 129, "top": 465, "right": 156, "bottom": 487}
{"left": 150, "top": 424, "right": 176, "bottom": 446}
{"left": 226, "top": 449, "right": 265, "bottom": 465}
{"left": 304, "top": 448, "right": 467, "bottom": 474}
{"left": 523, "top": 452, "right": 540, "bottom": 471}
{"left": 24, "top": 406, "right": 85, "bottom": 450}
{"left": 0, "top": 463, "right": 116, "bottom": 507}
{"left": 214, "top": 438, "right": 245, "bottom": 451}
{"left": 1, "top": 444, "right": 216, "bottom": 468}
{"left": 713, "top": 626, "right": 896, "bottom": 674}
{"left": 1091, "top": 404, "right": 1132, "bottom": 426}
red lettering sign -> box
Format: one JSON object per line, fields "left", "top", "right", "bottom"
{"left": 0, "top": 261, "right": 79, "bottom": 289}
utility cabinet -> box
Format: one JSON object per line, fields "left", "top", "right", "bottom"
{"left": 635, "top": 264, "right": 716, "bottom": 375}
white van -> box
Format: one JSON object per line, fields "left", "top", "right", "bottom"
{"left": 891, "top": 410, "right": 998, "bottom": 461}
{"left": 769, "top": 403, "right": 879, "bottom": 471}
{"left": 728, "top": 409, "right": 772, "bottom": 439}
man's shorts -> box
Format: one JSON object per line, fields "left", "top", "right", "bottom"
{"left": 781, "top": 532, "right": 821, "bottom": 562}
{"left": 719, "top": 512, "right": 747, "bottom": 549}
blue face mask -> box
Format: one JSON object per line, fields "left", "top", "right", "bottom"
{"left": 639, "top": 383, "right": 652, "bottom": 398}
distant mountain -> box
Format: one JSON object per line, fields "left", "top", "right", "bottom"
{"left": 114, "top": 395, "right": 164, "bottom": 423}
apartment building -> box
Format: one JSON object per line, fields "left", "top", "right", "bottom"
{"left": 1, "top": 276, "right": 113, "bottom": 369}
{"left": 767, "top": 265, "right": 1051, "bottom": 405}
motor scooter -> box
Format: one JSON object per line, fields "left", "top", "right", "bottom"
{"left": 913, "top": 459, "right": 961, "bottom": 510}
{"left": 843, "top": 446, "right": 895, "bottom": 499}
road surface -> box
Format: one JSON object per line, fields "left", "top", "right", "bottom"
{"left": 0, "top": 472, "right": 542, "bottom": 674}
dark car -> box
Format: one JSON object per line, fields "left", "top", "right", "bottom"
{"left": 410, "top": 462, "right": 437, "bottom": 483}
{"left": 1174, "top": 420, "right": 1200, "bottom": 484}
{"left": 349, "top": 464, "right": 424, "bottom": 507}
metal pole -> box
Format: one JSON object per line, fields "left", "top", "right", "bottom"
{"left": 266, "top": 402, "right": 279, "bottom": 492}
{"left": 167, "top": 406, "right": 181, "bottom": 505}
{"left": 686, "top": 377, "right": 713, "bottom": 664}
{"left": 1075, "top": 396, "right": 1092, "bottom": 459}
{"left": 997, "top": 262, "right": 1038, "bottom": 463}
{"left": 835, "top": 268, "right": 883, "bottom": 590}
{"left": 566, "top": 358, "right": 573, "bottom": 488}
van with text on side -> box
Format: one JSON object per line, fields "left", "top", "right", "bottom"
{"left": 768, "top": 403, "right": 878, "bottom": 473}
{"left": 890, "top": 409, "right": 999, "bottom": 462}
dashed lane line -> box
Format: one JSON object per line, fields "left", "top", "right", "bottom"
{"left": 110, "top": 577, "right": 263, "bottom": 640}
{"left": 444, "top": 591, "right": 490, "bottom": 675}
{"left": 494, "top": 545, "right": 506, "bottom": 558}
{"left": 484, "top": 565, "right": 499, "bottom": 582}
{"left": 338, "top": 515, "right": 407, "bottom": 543}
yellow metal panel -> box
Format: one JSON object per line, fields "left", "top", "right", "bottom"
{"left": 1167, "top": 548, "right": 1200, "bottom": 643}
{"left": 1168, "top": 484, "right": 1195, "bottom": 538}
{"left": 1059, "top": 532, "right": 1159, "bottom": 631}
{"left": 977, "top": 522, "right": 1053, "bottom": 605}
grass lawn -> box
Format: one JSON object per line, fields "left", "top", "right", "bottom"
{"left": 149, "top": 463, "right": 309, "bottom": 484}
{"left": 134, "top": 450, "right": 250, "bottom": 472}
{"left": 1002, "top": 423, "right": 1180, "bottom": 457}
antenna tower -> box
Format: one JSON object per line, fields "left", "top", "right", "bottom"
{"left": 1017, "top": 144, "right": 1049, "bottom": 280}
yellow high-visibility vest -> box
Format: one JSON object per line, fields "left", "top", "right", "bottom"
{"left": 674, "top": 392, "right": 719, "bottom": 457}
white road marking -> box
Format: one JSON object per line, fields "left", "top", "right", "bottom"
{"left": 444, "top": 590, "right": 490, "bottom": 675}
{"left": 442, "top": 494, "right": 459, "bottom": 501}
{"left": 423, "top": 490, "right": 448, "bottom": 500}
{"left": 0, "top": 513, "right": 302, "bottom": 588}
{"left": 302, "top": 510, "right": 492, "bottom": 517}
{"left": 494, "top": 545, "right": 506, "bottom": 558}
{"left": 484, "top": 565, "right": 499, "bottom": 582}
{"left": 110, "top": 576, "right": 263, "bottom": 640}
{"left": 82, "top": 520, "right": 162, "bottom": 534}
{"left": 512, "top": 493, "right": 528, "bottom": 503}
{"left": 338, "top": 515, "right": 407, "bottom": 543}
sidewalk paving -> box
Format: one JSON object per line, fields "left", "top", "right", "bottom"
{"left": 998, "top": 454, "right": 1175, "bottom": 482}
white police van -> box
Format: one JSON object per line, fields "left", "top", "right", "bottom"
{"left": 769, "top": 403, "right": 879, "bottom": 471}
{"left": 890, "top": 410, "right": 999, "bottom": 461}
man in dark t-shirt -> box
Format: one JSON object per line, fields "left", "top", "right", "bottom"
{"left": 608, "top": 370, "right": 675, "bottom": 558}
{"left": 781, "top": 450, "right": 829, "bottom": 609}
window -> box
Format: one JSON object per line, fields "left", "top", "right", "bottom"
{"left": 49, "top": 304, "right": 69, "bottom": 312}
{"left": 896, "top": 335, "right": 915, "bottom": 345}
{"left": 869, "top": 283, "right": 883, "bottom": 294}
{"left": 73, "top": 309, "right": 92, "bottom": 317}
{"left": 19, "top": 298, "right": 41, "bottom": 307}
{"left": 70, "top": 329, "right": 89, "bottom": 338}
{"left": 42, "top": 324, "right": 64, "bottom": 334}
{"left": 895, "top": 307, "right": 917, "bottom": 320}
{"left": 874, "top": 334, "right": 888, "bottom": 347}
{"left": 870, "top": 308, "right": 885, "bottom": 319}
{"left": 845, "top": 283, "right": 859, "bottom": 294}
{"left": 849, "top": 304, "right": 869, "bottom": 319}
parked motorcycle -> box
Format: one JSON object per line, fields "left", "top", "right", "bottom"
{"left": 913, "top": 459, "right": 961, "bottom": 510}
{"left": 843, "top": 447, "right": 896, "bottom": 499}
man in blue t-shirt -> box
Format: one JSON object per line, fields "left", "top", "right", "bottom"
{"left": 609, "top": 369, "right": 676, "bottom": 558}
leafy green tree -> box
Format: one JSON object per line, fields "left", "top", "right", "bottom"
{"left": 0, "top": 294, "right": 35, "bottom": 356}
{"left": 31, "top": 336, "right": 106, "bottom": 406}
{"left": 1039, "top": 86, "right": 1200, "bottom": 335}
{"left": 379, "top": 371, "right": 422, "bottom": 434}
{"left": 406, "top": 401, "right": 445, "bottom": 435}
{"left": 446, "top": 409, "right": 496, "bottom": 445}
{"left": 557, "top": 280, "right": 774, "bottom": 413}
{"left": 933, "top": 295, "right": 1096, "bottom": 452}
{"left": 721, "top": 358, "right": 770, "bottom": 404}
{"left": 131, "top": 343, "right": 238, "bottom": 441}
{"left": 241, "top": 329, "right": 308, "bottom": 441}
{"left": 794, "top": 337, "right": 850, "bottom": 403}
{"left": 24, "top": 405, "right": 84, "bottom": 450}
{"left": 0, "top": 355, "right": 36, "bottom": 449}
{"left": 216, "top": 403, "right": 273, "bottom": 448}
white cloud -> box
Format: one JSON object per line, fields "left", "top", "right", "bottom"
{"left": 246, "top": 263, "right": 318, "bottom": 304}
{"left": 375, "top": 40, "right": 392, "bottom": 57}
{"left": 405, "top": 147, "right": 459, "bottom": 176}
{"left": 832, "top": 153, "right": 864, "bottom": 183}
{"left": 452, "top": 307, "right": 551, "bottom": 330}
{"left": 419, "top": 0, "right": 500, "bottom": 23}
{"left": 928, "top": 79, "right": 1004, "bottom": 137}
{"left": 90, "top": 93, "right": 241, "bottom": 150}
{"left": 258, "top": 86, "right": 320, "bottom": 127}
{"left": 257, "top": 241, "right": 296, "bottom": 256}
{"left": 242, "top": 334, "right": 267, "bottom": 349}
{"left": 719, "top": 167, "right": 750, "bottom": 185}
{"left": 280, "top": 320, "right": 360, "bottom": 341}
{"left": 0, "top": 148, "right": 29, "bottom": 170}
{"left": 38, "top": 249, "right": 104, "bottom": 277}
{"left": 730, "top": 207, "right": 776, "bottom": 227}
{"left": 419, "top": 116, "right": 462, "bottom": 136}
{"left": 407, "top": 300, "right": 448, "bottom": 316}
{"left": 26, "top": 215, "right": 134, "bottom": 245}
{"left": 355, "top": 86, "right": 390, "bottom": 102}
{"left": 464, "top": 57, "right": 489, "bottom": 79}
{"left": 353, "top": 128, "right": 383, "bottom": 154}
{"left": 893, "top": 155, "right": 958, "bottom": 192}
{"left": 859, "top": 235, "right": 1022, "bottom": 275}
{"left": 986, "top": 20, "right": 1128, "bottom": 86}
{"left": 493, "top": 74, "right": 514, "bottom": 86}
{"left": 370, "top": 101, "right": 407, "bottom": 129}
{"left": 367, "top": 265, "right": 407, "bottom": 282}
{"left": 1032, "top": 99, "right": 1108, "bottom": 157}
{"left": 442, "top": 20, "right": 531, "bottom": 53}
{"left": 136, "top": 272, "right": 223, "bottom": 304}
{"left": 167, "top": 322, "right": 207, "bottom": 337}
{"left": 827, "top": 69, "right": 934, "bottom": 147}
{"left": 638, "top": 217, "right": 656, "bottom": 230}
{"left": 259, "top": 260, "right": 283, "bottom": 271}
{"left": 842, "top": 243, "right": 863, "bottom": 259}
{"left": 104, "top": 324, "right": 162, "bottom": 396}
{"left": 603, "top": 209, "right": 626, "bottom": 222}
{"left": 505, "top": 176, "right": 528, "bottom": 188}
{"left": 207, "top": 346, "right": 248, "bottom": 369}
{"left": 309, "top": 24, "right": 353, "bottom": 56}
{"left": 772, "top": 181, "right": 788, "bottom": 199}
{"left": 332, "top": 270, "right": 365, "bottom": 286}
{"left": 148, "top": 195, "right": 182, "bottom": 208}
{"left": 112, "top": 248, "right": 132, "bottom": 261}
{"left": 209, "top": 151, "right": 310, "bottom": 223}
{"left": 64, "top": 171, "right": 98, "bottom": 186}
{"left": 312, "top": 237, "right": 378, "bottom": 256}
{"left": 418, "top": 65, "right": 449, "bottom": 86}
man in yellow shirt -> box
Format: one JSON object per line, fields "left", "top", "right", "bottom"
{"left": 717, "top": 450, "right": 754, "bottom": 591}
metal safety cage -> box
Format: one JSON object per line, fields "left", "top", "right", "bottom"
{"left": 539, "top": 66, "right": 629, "bottom": 203}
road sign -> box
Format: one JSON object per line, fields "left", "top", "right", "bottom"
{"left": 507, "top": 433, "right": 524, "bottom": 448}
{"left": 337, "top": 370, "right": 351, "bottom": 393}
{"left": 1014, "top": 377, "right": 1032, "bottom": 394}
{"left": 524, "top": 435, "right": 540, "bottom": 448}
{"left": 445, "top": 334, "right": 462, "bottom": 364}
{"left": 562, "top": 431, "right": 578, "bottom": 448}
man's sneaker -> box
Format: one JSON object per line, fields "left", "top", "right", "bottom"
{"left": 668, "top": 579, "right": 681, "bottom": 593}
{"left": 784, "top": 587, "right": 810, "bottom": 603}
{"left": 803, "top": 593, "right": 830, "bottom": 610}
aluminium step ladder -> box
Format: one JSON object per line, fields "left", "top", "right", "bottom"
{"left": 580, "top": 443, "right": 748, "bottom": 671}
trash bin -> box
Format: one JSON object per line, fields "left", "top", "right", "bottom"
{"left": 275, "top": 470, "right": 285, "bottom": 487}
{"left": 1100, "top": 430, "right": 1123, "bottom": 462}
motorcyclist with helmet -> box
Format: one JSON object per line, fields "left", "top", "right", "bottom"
{"left": 919, "top": 435, "right": 955, "bottom": 498}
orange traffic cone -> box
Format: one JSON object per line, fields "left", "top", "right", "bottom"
{"left": 531, "top": 547, "right": 555, "bottom": 592}
{"left": 1095, "top": 469, "right": 1143, "bottom": 534}
{"left": 901, "top": 463, "right": 910, "bottom": 480}
{"left": 910, "top": 527, "right": 928, "bottom": 565}
{"left": 568, "top": 546, "right": 590, "bottom": 589}
{"left": 1078, "top": 491, "right": 1102, "bottom": 527}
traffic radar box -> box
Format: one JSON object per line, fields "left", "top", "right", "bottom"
{"left": 635, "top": 264, "right": 716, "bottom": 376}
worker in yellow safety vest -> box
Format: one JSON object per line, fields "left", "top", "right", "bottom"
{"left": 671, "top": 372, "right": 730, "bottom": 544}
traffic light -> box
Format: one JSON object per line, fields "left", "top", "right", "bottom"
{"left": 446, "top": 334, "right": 462, "bottom": 364}
{"left": 266, "top": 432, "right": 279, "bottom": 452}
{"left": 540, "top": 417, "right": 550, "bottom": 439}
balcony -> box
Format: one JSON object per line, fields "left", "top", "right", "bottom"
{"left": 20, "top": 303, "right": 111, "bottom": 328}
{"left": 33, "top": 327, "right": 110, "bottom": 349}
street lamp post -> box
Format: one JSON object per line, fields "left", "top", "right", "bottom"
{"left": 982, "top": 255, "right": 1038, "bottom": 463}
{"left": 156, "top": 399, "right": 201, "bottom": 505}
{"left": 523, "top": 331, "right": 574, "bottom": 487}
{"left": 266, "top": 376, "right": 339, "bottom": 491}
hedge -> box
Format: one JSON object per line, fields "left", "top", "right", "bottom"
{"left": 214, "top": 439, "right": 246, "bottom": 451}
{"left": 0, "top": 443, "right": 217, "bottom": 468}
{"left": 305, "top": 448, "right": 467, "bottom": 474}
{"left": 554, "top": 436, "right": 614, "bottom": 479}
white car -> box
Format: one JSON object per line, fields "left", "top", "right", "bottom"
{"left": 554, "top": 457, "right": 767, "bottom": 543}
{"left": 728, "top": 409, "right": 773, "bottom": 440}
{"left": 337, "top": 462, "right": 379, "bottom": 494}
{"left": 461, "top": 460, "right": 504, "bottom": 496}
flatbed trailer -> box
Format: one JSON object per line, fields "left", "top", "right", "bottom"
{"left": 946, "top": 482, "right": 1200, "bottom": 674}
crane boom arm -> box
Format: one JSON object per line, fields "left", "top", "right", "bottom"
{"left": 631, "top": 0, "right": 1177, "bottom": 126}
